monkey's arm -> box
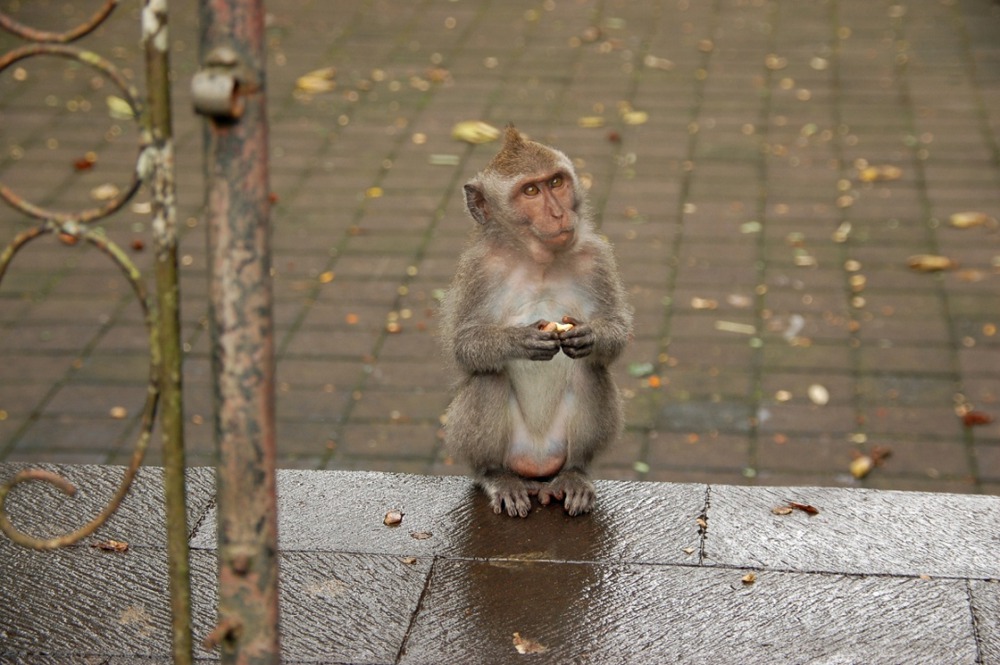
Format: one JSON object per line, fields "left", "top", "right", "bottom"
{"left": 558, "top": 244, "right": 632, "bottom": 365}
{"left": 443, "top": 254, "right": 561, "bottom": 373}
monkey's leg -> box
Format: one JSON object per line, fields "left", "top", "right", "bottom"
{"left": 477, "top": 469, "right": 543, "bottom": 518}
{"left": 537, "top": 468, "right": 596, "bottom": 516}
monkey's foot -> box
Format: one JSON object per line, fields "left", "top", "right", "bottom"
{"left": 538, "top": 469, "right": 595, "bottom": 516}
{"left": 478, "top": 472, "right": 541, "bottom": 518}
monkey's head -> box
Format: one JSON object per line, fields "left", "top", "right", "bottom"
{"left": 464, "top": 125, "right": 588, "bottom": 256}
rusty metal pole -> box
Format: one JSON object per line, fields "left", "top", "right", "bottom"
{"left": 195, "top": 0, "right": 281, "bottom": 662}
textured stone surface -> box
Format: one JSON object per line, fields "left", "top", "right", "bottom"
{"left": 705, "top": 485, "right": 1000, "bottom": 578}
{"left": 190, "top": 470, "right": 708, "bottom": 565}
{"left": 972, "top": 579, "right": 1000, "bottom": 665}
{"left": 3, "top": 464, "right": 999, "bottom": 664}
{"left": 0, "top": 464, "right": 215, "bottom": 547}
{"left": 401, "top": 561, "right": 979, "bottom": 665}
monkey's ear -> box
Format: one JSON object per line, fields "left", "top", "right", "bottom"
{"left": 464, "top": 183, "right": 490, "bottom": 225}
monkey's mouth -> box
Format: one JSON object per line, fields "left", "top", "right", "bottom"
{"left": 539, "top": 227, "right": 576, "bottom": 246}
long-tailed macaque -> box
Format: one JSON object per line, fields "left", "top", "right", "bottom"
{"left": 441, "top": 125, "right": 632, "bottom": 517}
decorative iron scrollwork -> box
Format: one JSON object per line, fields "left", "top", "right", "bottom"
{"left": 0, "top": 2, "right": 160, "bottom": 550}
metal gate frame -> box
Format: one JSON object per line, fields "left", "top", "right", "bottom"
{"left": 0, "top": 1, "right": 282, "bottom": 663}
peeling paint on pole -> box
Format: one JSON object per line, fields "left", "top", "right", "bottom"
{"left": 197, "top": 0, "right": 281, "bottom": 662}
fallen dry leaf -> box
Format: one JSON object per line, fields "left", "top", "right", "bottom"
{"left": 512, "top": 632, "right": 548, "bottom": 655}
{"left": 962, "top": 411, "right": 993, "bottom": 427}
{"left": 948, "top": 211, "right": 995, "bottom": 229}
{"left": 90, "top": 183, "right": 121, "bottom": 202}
{"left": 858, "top": 164, "right": 902, "bottom": 182}
{"left": 741, "top": 573, "right": 757, "bottom": 585}
{"left": 577, "top": 116, "right": 606, "bottom": 128}
{"left": 109, "top": 406, "right": 128, "bottom": 420}
{"left": 850, "top": 454, "right": 874, "bottom": 479}
{"left": 622, "top": 110, "right": 648, "bottom": 125}
{"left": 73, "top": 153, "right": 97, "bottom": 171}
{"left": 907, "top": 254, "right": 956, "bottom": 272}
{"left": 295, "top": 66, "right": 336, "bottom": 94}
{"left": 92, "top": 539, "right": 129, "bottom": 553}
{"left": 410, "top": 531, "right": 432, "bottom": 540}
{"left": 771, "top": 506, "right": 794, "bottom": 516}
{"left": 106, "top": 95, "right": 135, "bottom": 120}
{"left": 451, "top": 120, "right": 500, "bottom": 144}
{"left": 807, "top": 384, "right": 830, "bottom": 406}
{"left": 787, "top": 501, "right": 819, "bottom": 516}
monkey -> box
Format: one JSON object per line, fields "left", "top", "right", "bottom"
{"left": 440, "top": 125, "right": 633, "bottom": 517}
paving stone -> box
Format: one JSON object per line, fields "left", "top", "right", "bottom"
{"left": 705, "top": 485, "right": 1000, "bottom": 578}
{"left": 400, "top": 560, "right": 979, "bottom": 665}
{"left": 0, "top": 464, "right": 215, "bottom": 547}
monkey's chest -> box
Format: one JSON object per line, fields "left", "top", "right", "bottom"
{"left": 495, "top": 271, "right": 591, "bottom": 326}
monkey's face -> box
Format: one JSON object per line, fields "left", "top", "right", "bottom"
{"left": 513, "top": 171, "right": 577, "bottom": 250}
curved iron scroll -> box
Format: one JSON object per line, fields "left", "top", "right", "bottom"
{"left": 0, "top": 4, "right": 158, "bottom": 549}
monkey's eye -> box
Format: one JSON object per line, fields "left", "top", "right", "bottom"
{"left": 550, "top": 174, "right": 564, "bottom": 188}
{"left": 522, "top": 184, "right": 540, "bottom": 196}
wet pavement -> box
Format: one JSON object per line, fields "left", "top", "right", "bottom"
{"left": 2, "top": 3, "right": 1000, "bottom": 488}
{"left": 1, "top": 463, "right": 998, "bottom": 663}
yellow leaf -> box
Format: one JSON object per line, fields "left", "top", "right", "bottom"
{"left": 450, "top": 120, "right": 500, "bottom": 144}
{"left": 907, "top": 254, "right": 956, "bottom": 272}
{"left": 106, "top": 95, "right": 135, "bottom": 120}
{"left": 295, "top": 67, "right": 337, "bottom": 94}
{"left": 577, "top": 116, "right": 606, "bottom": 128}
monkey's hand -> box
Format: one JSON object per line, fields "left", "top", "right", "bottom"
{"left": 538, "top": 468, "right": 596, "bottom": 516}
{"left": 519, "top": 320, "right": 561, "bottom": 361}
{"left": 557, "top": 316, "right": 594, "bottom": 359}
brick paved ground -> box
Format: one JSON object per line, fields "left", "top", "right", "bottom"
{"left": 0, "top": 0, "right": 998, "bottom": 493}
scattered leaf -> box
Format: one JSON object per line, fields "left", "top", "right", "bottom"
{"left": 962, "top": 411, "right": 993, "bottom": 427}
{"left": 858, "top": 164, "right": 902, "bottom": 182}
{"left": 682, "top": 546, "right": 696, "bottom": 555}
{"left": 628, "top": 362, "right": 655, "bottom": 378}
{"left": 948, "top": 211, "right": 994, "bottom": 229}
{"left": 577, "top": 115, "right": 606, "bottom": 128}
{"left": 383, "top": 510, "right": 404, "bottom": 526}
{"left": 386, "top": 321, "right": 402, "bottom": 334}
{"left": 90, "top": 183, "right": 121, "bottom": 202}
{"left": 512, "top": 632, "right": 548, "bottom": 655}
{"left": 318, "top": 271, "right": 335, "bottom": 284}
{"left": 58, "top": 232, "right": 79, "bottom": 246}
{"left": 365, "top": 186, "right": 384, "bottom": 199}
{"left": 643, "top": 54, "right": 675, "bottom": 70}
{"left": 850, "top": 454, "right": 874, "bottom": 479}
{"left": 73, "top": 152, "right": 97, "bottom": 171}
{"left": 696, "top": 517, "right": 708, "bottom": 529}
{"left": 400, "top": 556, "right": 417, "bottom": 565}
{"left": 295, "top": 66, "right": 337, "bottom": 94}
{"left": 787, "top": 501, "right": 820, "bottom": 515}
{"left": 691, "top": 297, "right": 718, "bottom": 310}
{"left": 807, "top": 384, "right": 830, "bottom": 406}
{"left": 92, "top": 539, "right": 129, "bottom": 553}
{"left": 907, "top": 254, "right": 956, "bottom": 272}
{"left": 741, "top": 573, "right": 757, "bottom": 585}
{"left": 451, "top": 120, "right": 500, "bottom": 144}
{"left": 130, "top": 238, "right": 145, "bottom": 252}
{"left": 106, "top": 95, "right": 135, "bottom": 120}
{"left": 410, "top": 531, "right": 432, "bottom": 540}
{"left": 714, "top": 321, "right": 757, "bottom": 335}
{"left": 622, "top": 110, "right": 648, "bottom": 125}
{"left": 771, "top": 506, "right": 794, "bottom": 516}
{"left": 109, "top": 406, "right": 128, "bottom": 420}
{"left": 870, "top": 445, "right": 893, "bottom": 466}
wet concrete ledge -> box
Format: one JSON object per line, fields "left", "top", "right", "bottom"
{"left": 0, "top": 463, "right": 997, "bottom": 664}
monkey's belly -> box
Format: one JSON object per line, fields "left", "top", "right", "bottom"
{"left": 505, "top": 357, "right": 575, "bottom": 478}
